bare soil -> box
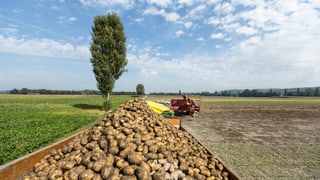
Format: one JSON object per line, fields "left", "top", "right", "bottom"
{"left": 181, "top": 104, "right": 320, "bottom": 179}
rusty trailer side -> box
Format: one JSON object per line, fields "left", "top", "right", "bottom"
{"left": 0, "top": 132, "right": 80, "bottom": 180}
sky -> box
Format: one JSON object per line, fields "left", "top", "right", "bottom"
{"left": 0, "top": 0, "right": 319, "bottom": 93}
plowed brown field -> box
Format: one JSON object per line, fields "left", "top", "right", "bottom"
{"left": 182, "top": 103, "right": 320, "bottom": 179}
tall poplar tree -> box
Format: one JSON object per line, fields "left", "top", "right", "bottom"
{"left": 90, "top": 13, "right": 127, "bottom": 110}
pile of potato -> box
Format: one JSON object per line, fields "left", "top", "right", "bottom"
{"left": 22, "top": 99, "right": 230, "bottom": 180}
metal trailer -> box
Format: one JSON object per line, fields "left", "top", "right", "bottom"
{"left": 0, "top": 126, "right": 239, "bottom": 180}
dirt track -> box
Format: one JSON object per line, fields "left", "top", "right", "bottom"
{"left": 181, "top": 104, "right": 320, "bottom": 179}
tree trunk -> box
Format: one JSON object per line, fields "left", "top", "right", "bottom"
{"left": 104, "top": 92, "right": 111, "bottom": 111}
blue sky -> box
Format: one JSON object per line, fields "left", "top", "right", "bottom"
{"left": 0, "top": 0, "right": 319, "bottom": 93}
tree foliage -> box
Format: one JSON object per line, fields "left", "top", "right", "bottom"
{"left": 136, "top": 84, "right": 145, "bottom": 95}
{"left": 90, "top": 13, "right": 127, "bottom": 110}
{"left": 21, "top": 88, "right": 28, "bottom": 94}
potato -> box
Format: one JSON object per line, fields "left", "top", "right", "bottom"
{"left": 99, "top": 136, "right": 108, "bottom": 149}
{"left": 133, "top": 133, "right": 141, "bottom": 140}
{"left": 115, "top": 158, "right": 129, "bottom": 168}
{"left": 86, "top": 141, "right": 98, "bottom": 150}
{"left": 108, "top": 145, "right": 119, "bottom": 155}
{"left": 195, "top": 173, "right": 206, "bottom": 180}
{"left": 208, "top": 163, "right": 215, "bottom": 170}
{"left": 179, "top": 161, "right": 189, "bottom": 171}
{"left": 78, "top": 169, "right": 95, "bottom": 180}
{"left": 145, "top": 153, "right": 158, "bottom": 160}
{"left": 141, "top": 133, "right": 153, "bottom": 142}
{"left": 120, "top": 175, "right": 137, "bottom": 180}
{"left": 119, "top": 143, "right": 136, "bottom": 158}
{"left": 112, "top": 119, "right": 120, "bottom": 128}
{"left": 101, "top": 166, "right": 113, "bottom": 179}
{"left": 91, "top": 128, "right": 102, "bottom": 141}
{"left": 61, "top": 160, "right": 75, "bottom": 171}
{"left": 115, "top": 133, "right": 126, "bottom": 140}
{"left": 93, "top": 174, "right": 102, "bottom": 180}
{"left": 34, "top": 162, "right": 49, "bottom": 173}
{"left": 91, "top": 150, "right": 106, "bottom": 161}
{"left": 92, "top": 159, "right": 107, "bottom": 172}
{"left": 48, "top": 169, "right": 63, "bottom": 180}
{"left": 216, "top": 163, "right": 224, "bottom": 171}
{"left": 200, "top": 166, "right": 211, "bottom": 177}
{"left": 22, "top": 175, "right": 31, "bottom": 180}
{"left": 121, "top": 165, "right": 136, "bottom": 176}
{"left": 69, "top": 165, "right": 86, "bottom": 180}
{"left": 107, "top": 175, "right": 121, "bottom": 180}
{"left": 148, "top": 145, "right": 158, "bottom": 153}
{"left": 140, "top": 161, "right": 151, "bottom": 172}
{"left": 135, "top": 167, "right": 151, "bottom": 180}
{"left": 122, "top": 128, "right": 132, "bottom": 136}
{"left": 136, "top": 144, "right": 144, "bottom": 152}
{"left": 222, "top": 171, "right": 229, "bottom": 177}
{"left": 74, "top": 153, "right": 83, "bottom": 165}
{"left": 118, "top": 139, "right": 127, "bottom": 150}
{"left": 151, "top": 171, "right": 165, "bottom": 180}
{"left": 127, "top": 152, "right": 144, "bottom": 165}
{"left": 104, "top": 153, "right": 115, "bottom": 167}
{"left": 50, "top": 149, "right": 58, "bottom": 156}
{"left": 82, "top": 152, "right": 92, "bottom": 166}
{"left": 63, "top": 171, "right": 70, "bottom": 180}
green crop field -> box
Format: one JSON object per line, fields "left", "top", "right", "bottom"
{"left": 0, "top": 95, "right": 131, "bottom": 165}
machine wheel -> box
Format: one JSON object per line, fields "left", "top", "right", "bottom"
{"left": 192, "top": 111, "right": 199, "bottom": 117}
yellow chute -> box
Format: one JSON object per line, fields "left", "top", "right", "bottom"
{"left": 146, "top": 100, "right": 173, "bottom": 115}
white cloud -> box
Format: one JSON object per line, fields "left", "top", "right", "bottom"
{"left": 210, "top": 33, "right": 225, "bottom": 39}
{"left": 134, "top": 18, "right": 144, "bottom": 22}
{"left": 220, "top": 22, "right": 240, "bottom": 32}
{"left": 50, "top": 5, "right": 60, "bottom": 10}
{"left": 205, "top": 16, "right": 220, "bottom": 25}
{"left": 164, "top": 12, "right": 180, "bottom": 22}
{"left": 214, "top": 2, "right": 234, "bottom": 14}
{"left": 178, "top": 0, "right": 194, "bottom": 6}
{"left": 235, "top": 26, "right": 258, "bottom": 36}
{"left": 221, "top": 2, "right": 234, "bottom": 14}
{"left": 238, "top": 35, "right": 261, "bottom": 48}
{"left": 78, "top": 0, "right": 135, "bottom": 9}
{"left": 0, "top": 35, "right": 90, "bottom": 59}
{"left": 196, "top": 36, "right": 204, "bottom": 41}
{"left": 145, "top": 0, "right": 172, "bottom": 7}
{"left": 206, "top": 0, "right": 220, "bottom": 5}
{"left": 174, "top": 30, "right": 185, "bottom": 38}
{"left": 188, "top": 4, "right": 206, "bottom": 17}
{"left": 58, "top": 16, "right": 77, "bottom": 24}
{"left": 143, "top": 7, "right": 180, "bottom": 22}
{"left": 0, "top": 27, "right": 18, "bottom": 35}
{"left": 215, "top": 45, "right": 221, "bottom": 48}
{"left": 184, "top": 21, "right": 193, "bottom": 29}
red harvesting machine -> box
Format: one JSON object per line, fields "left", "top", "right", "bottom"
{"left": 170, "top": 94, "right": 205, "bottom": 117}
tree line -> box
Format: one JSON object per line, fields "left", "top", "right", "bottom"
{"left": 201, "top": 87, "right": 320, "bottom": 97}
{"left": 150, "top": 87, "right": 320, "bottom": 97}
{"left": 7, "top": 88, "right": 136, "bottom": 95}
{"left": 3, "top": 86, "right": 319, "bottom": 97}
{"left": 5, "top": 83, "right": 146, "bottom": 96}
